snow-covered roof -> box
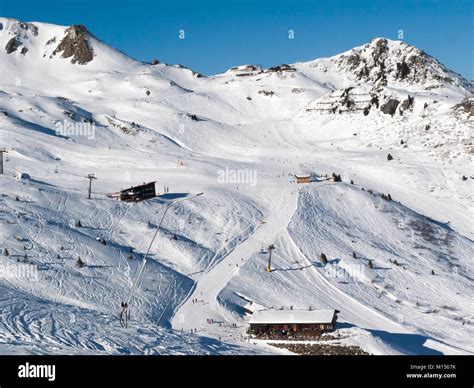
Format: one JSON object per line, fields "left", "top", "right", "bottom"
{"left": 249, "top": 309, "right": 336, "bottom": 325}
{"left": 243, "top": 301, "right": 266, "bottom": 314}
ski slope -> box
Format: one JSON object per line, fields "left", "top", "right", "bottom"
{"left": 0, "top": 17, "right": 472, "bottom": 355}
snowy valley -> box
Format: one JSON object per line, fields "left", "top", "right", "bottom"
{"left": 0, "top": 17, "right": 473, "bottom": 355}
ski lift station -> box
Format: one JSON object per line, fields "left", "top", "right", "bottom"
{"left": 107, "top": 181, "right": 157, "bottom": 203}
{"left": 248, "top": 309, "right": 338, "bottom": 337}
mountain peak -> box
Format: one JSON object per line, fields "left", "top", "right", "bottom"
{"left": 0, "top": 17, "right": 140, "bottom": 78}
{"left": 0, "top": 18, "right": 95, "bottom": 64}
{"left": 303, "top": 37, "right": 471, "bottom": 92}
{"left": 51, "top": 24, "right": 94, "bottom": 65}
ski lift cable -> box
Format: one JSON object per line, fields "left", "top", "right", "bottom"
{"left": 124, "top": 192, "right": 203, "bottom": 306}
{"left": 120, "top": 192, "right": 203, "bottom": 325}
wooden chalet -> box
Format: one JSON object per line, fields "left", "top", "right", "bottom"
{"left": 107, "top": 181, "right": 157, "bottom": 203}
{"left": 248, "top": 309, "right": 338, "bottom": 338}
{"left": 295, "top": 174, "right": 311, "bottom": 184}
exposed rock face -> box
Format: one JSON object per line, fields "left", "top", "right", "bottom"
{"left": 4, "top": 20, "right": 38, "bottom": 37}
{"left": 304, "top": 84, "right": 411, "bottom": 118}
{"left": 17, "top": 21, "right": 38, "bottom": 36}
{"left": 380, "top": 99, "right": 400, "bottom": 116}
{"left": 3, "top": 20, "right": 38, "bottom": 55}
{"left": 459, "top": 99, "right": 474, "bottom": 115}
{"left": 453, "top": 98, "right": 474, "bottom": 118}
{"left": 52, "top": 25, "right": 94, "bottom": 65}
{"left": 401, "top": 95, "right": 414, "bottom": 110}
{"left": 396, "top": 61, "right": 410, "bottom": 79}
{"left": 5, "top": 37, "right": 22, "bottom": 54}
{"left": 317, "top": 38, "right": 472, "bottom": 92}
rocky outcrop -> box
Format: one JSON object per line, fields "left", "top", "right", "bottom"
{"left": 3, "top": 20, "right": 38, "bottom": 55}
{"left": 16, "top": 21, "right": 38, "bottom": 36}
{"left": 396, "top": 61, "right": 410, "bottom": 79}
{"left": 380, "top": 99, "right": 400, "bottom": 116}
{"left": 5, "top": 37, "right": 22, "bottom": 54}
{"left": 52, "top": 25, "right": 94, "bottom": 65}
{"left": 316, "top": 38, "right": 472, "bottom": 92}
{"left": 304, "top": 86, "right": 421, "bottom": 118}
{"left": 401, "top": 95, "right": 414, "bottom": 111}
{"left": 456, "top": 99, "right": 474, "bottom": 116}
{"left": 453, "top": 98, "right": 474, "bottom": 121}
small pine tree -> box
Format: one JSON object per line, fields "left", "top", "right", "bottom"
{"left": 4, "top": 248, "right": 9, "bottom": 256}
{"left": 368, "top": 260, "right": 374, "bottom": 269}
{"left": 75, "top": 220, "right": 82, "bottom": 228}
{"left": 76, "top": 257, "right": 85, "bottom": 268}
{"left": 431, "top": 269, "right": 435, "bottom": 275}
{"left": 387, "top": 153, "right": 393, "bottom": 161}
{"left": 350, "top": 180, "right": 354, "bottom": 185}
{"left": 352, "top": 251, "right": 357, "bottom": 259}
{"left": 320, "top": 253, "right": 328, "bottom": 265}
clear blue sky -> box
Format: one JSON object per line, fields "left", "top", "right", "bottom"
{"left": 1, "top": 0, "right": 472, "bottom": 78}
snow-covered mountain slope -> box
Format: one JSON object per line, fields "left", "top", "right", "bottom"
{"left": 0, "top": 18, "right": 472, "bottom": 355}
{"left": 297, "top": 37, "right": 472, "bottom": 92}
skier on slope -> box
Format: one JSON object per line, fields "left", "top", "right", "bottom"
{"left": 120, "top": 302, "right": 129, "bottom": 327}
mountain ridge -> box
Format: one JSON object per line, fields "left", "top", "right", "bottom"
{"left": 1, "top": 17, "right": 471, "bottom": 93}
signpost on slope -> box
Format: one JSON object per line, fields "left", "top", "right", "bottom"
{"left": 0, "top": 148, "right": 8, "bottom": 175}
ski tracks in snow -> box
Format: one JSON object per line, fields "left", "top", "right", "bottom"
{"left": 171, "top": 178, "right": 298, "bottom": 334}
